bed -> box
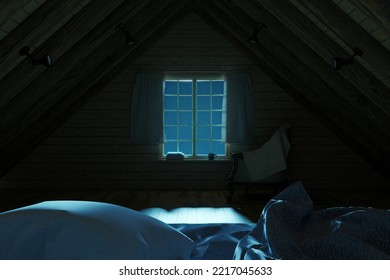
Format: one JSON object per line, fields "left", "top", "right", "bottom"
{"left": 1, "top": 181, "right": 389, "bottom": 260}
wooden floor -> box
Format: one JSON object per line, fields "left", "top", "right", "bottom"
{"left": 1, "top": 187, "right": 389, "bottom": 223}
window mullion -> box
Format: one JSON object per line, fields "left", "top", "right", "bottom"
{"left": 193, "top": 79, "right": 196, "bottom": 157}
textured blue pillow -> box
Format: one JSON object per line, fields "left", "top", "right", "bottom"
{"left": 0, "top": 201, "right": 194, "bottom": 259}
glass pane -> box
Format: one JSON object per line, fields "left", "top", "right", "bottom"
{"left": 179, "top": 141, "right": 192, "bottom": 156}
{"left": 164, "top": 126, "right": 177, "bottom": 140}
{"left": 197, "top": 96, "right": 210, "bottom": 110}
{"left": 212, "top": 126, "right": 222, "bottom": 140}
{"left": 179, "top": 96, "right": 192, "bottom": 110}
{"left": 164, "top": 81, "right": 177, "bottom": 94}
{"left": 179, "top": 126, "right": 192, "bottom": 140}
{"left": 179, "top": 111, "right": 192, "bottom": 125}
{"left": 212, "top": 81, "right": 224, "bottom": 95}
{"left": 212, "top": 111, "right": 222, "bottom": 125}
{"left": 212, "top": 96, "right": 223, "bottom": 110}
{"left": 197, "top": 111, "right": 210, "bottom": 125}
{"left": 164, "top": 141, "right": 177, "bottom": 155}
{"left": 196, "top": 141, "right": 210, "bottom": 155}
{"left": 197, "top": 126, "right": 210, "bottom": 140}
{"left": 164, "top": 96, "right": 177, "bottom": 110}
{"left": 212, "top": 141, "right": 225, "bottom": 155}
{"left": 164, "top": 112, "right": 177, "bottom": 125}
{"left": 178, "top": 81, "right": 192, "bottom": 95}
{"left": 197, "top": 81, "right": 210, "bottom": 95}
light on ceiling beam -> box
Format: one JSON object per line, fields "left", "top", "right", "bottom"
{"left": 249, "top": 22, "right": 267, "bottom": 44}
{"left": 19, "top": 46, "right": 53, "bottom": 67}
{"left": 116, "top": 23, "right": 136, "bottom": 46}
{"left": 332, "top": 47, "right": 364, "bottom": 70}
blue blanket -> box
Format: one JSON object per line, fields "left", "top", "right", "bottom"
{"left": 234, "top": 181, "right": 390, "bottom": 259}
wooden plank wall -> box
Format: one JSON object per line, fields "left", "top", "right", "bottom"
{"left": 0, "top": 13, "right": 388, "bottom": 190}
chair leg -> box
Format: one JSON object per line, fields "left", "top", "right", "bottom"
{"left": 227, "top": 182, "right": 234, "bottom": 201}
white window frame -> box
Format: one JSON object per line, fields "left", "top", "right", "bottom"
{"left": 162, "top": 73, "right": 227, "bottom": 159}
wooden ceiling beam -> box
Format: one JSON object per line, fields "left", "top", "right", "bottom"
{"left": 193, "top": 0, "right": 390, "bottom": 176}
{"left": 0, "top": 0, "right": 84, "bottom": 73}
{"left": 254, "top": 0, "right": 390, "bottom": 116}
{"left": 0, "top": 0, "right": 128, "bottom": 110}
{"left": 296, "top": 0, "right": 390, "bottom": 82}
{"left": 221, "top": 0, "right": 390, "bottom": 141}
{"left": 0, "top": 0, "right": 152, "bottom": 142}
{"left": 0, "top": 0, "right": 192, "bottom": 176}
{"left": 0, "top": 0, "right": 36, "bottom": 27}
{"left": 353, "top": 0, "right": 390, "bottom": 35}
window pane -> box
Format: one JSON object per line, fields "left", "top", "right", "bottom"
{"left": 164, "top": 112, "right": 177, "bottom": 125}
{"left": 212, "top": 141, "right": 225, "bottom": 155}
{"left": 164, "top": 96, "right": 177, "bottom": 110}
{"left": 212, "top": 126, "right": 222, "bottom": 140}
{"left": 212, "top": 96, "right": 223, "bottom": 110}
{"left": 179, "top": 126, "right": 192, "bottom": 140}
{"left": 197, "top": 111, "right": 210, "bottom": 125}
{"left": 212, "top": 111, "right": 222, "bottom": 125}
{"left": 164, "top": 81, "right": 177, "bottom": 94}
{"left": 164, "top": 141, "right": 177, "bottom": 154}
{"left": 197, "top": 81, "right": 210, "bottom": 95}
{"left": 196, "top": 141, "right": 210, "bottom": 155}
{"left": 164, "top": 126, "right": 177, "bottom": 140}
{"left": 179, "top": 81, "right": 192, "bottom": 95}
{"left": 179, "top": 96, "right": 192, "bottom": 110}
{"left": 212, "top": 81, "right": 224, "bottom": 95}
{"left": 197, "top": 96, "right": 210, "bottom": 110}
{"left": 197, "top": 126, "right": 210, "bottom": 140}
{"left": 179, "top": 111, "right": 192, "bottom": 125}
{"left": 179, "top": 141, "right": 192, "bottom": 156}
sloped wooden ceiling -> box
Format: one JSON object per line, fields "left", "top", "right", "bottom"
{"left": 0, "top": 0, "right": 389, "bottom": 178}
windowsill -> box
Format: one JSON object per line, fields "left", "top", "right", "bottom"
{"left": 158, "top": 158, "right": 231, "bottom": 162}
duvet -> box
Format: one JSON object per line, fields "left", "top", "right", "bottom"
{"left": 1, "top": 181, "right": 389, "bottom": 259}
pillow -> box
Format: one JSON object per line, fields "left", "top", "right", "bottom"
{"left": 0, "top": 200, "right": 194, "bottom": 260}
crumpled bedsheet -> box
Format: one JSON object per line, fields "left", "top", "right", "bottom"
{"left": 234, "top": 181, "right": 390, "bottom": 260}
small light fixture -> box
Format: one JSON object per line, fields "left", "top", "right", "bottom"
{"left": 19, "top": 46, "right": 53, "bottom": 67}
{"left": 332, "top": 47, "right": 364, "bottom": 70}
{"left": 116, "top": 23, "right": 136, "bottom": 45}
{"left": 249, "top": 22, "right": 267, "bottom": 44}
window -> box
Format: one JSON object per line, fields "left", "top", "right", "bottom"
{"left": 163, "top": 76, "right": 226, "bottom": 158}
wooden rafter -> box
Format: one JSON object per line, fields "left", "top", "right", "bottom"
{"left": 0, "top": 0, "right": 84, "bottom": 73}
{"left": 0, "top": 0, "right": 192, "bottom": 176}
{"left": 0, "top": 0, "right": 36, "bottom": 27}
{"left": 0, "top": 0, "right": 151, "bottom": 141}
{"left": 219, "top": 0, "right": 390, "bottom": 139}
{"left": 0, "top": 0, "right": 128, "bottom": 110}
{"left": 254, "top": 0, "right": 390, "bottom": 115}
{"left": 296, "top": 0, "right": 390, "bottom": 82}
{"left": 193, "top": 0, "right": 390, "bottom": 176}
{"left": 353, "top": 0, "right": 390, "bottom": 35}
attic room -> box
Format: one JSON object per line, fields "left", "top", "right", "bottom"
{"left": 0, "top": 0, "right": 389, "bottom": 260}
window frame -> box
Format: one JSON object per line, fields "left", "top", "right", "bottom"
{"left": 162, "top": 73, "right": 227, "bottom": 159}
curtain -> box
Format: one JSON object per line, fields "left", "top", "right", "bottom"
{"left": 130, "top": 72, "right": 164, "bottom": 144}
{"left": 226, "top": 72, "right": 256, "bottom": 144}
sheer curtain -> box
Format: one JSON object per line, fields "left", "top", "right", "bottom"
{"left": 225, "top": 72, "right": 256, "bottom": 144}
{"left": 130, "top": 72, "right": 164, "bottom": 144}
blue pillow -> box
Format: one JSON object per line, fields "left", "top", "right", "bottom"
{"left": 0, "top": 200, "right": 194, "bottom": 259}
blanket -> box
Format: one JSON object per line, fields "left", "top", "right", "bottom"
{"left": 243, "top": 124, "right": 290, "bottom": 182}
{"left": 234, "top": 181, "right": 390, "bottom": 259}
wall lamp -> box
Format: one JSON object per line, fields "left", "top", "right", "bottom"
{"left": 116, "top": 23, "right": 136, "bottom": 45}
{"left": 332, "top": 47, "right": 364, "bottom": 70}
{"left": 19, "top": 46, "right": 53, "bottom": 67}
{"left": 249, "top": 23, "right": 267, "bottom": 44}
